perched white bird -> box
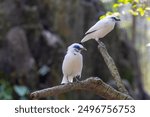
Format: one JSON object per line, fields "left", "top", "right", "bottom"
{"left": 61, "top": 43, "right": 87, "bottom": 84}
{"left": 81, "top": 15, "right": 120, "bottom": 43}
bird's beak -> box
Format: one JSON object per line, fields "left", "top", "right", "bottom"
{"left": 82, "top": 47, "right": 87, "bottom": 51}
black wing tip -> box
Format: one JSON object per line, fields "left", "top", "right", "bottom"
{"left": 85, "top": 30, "right": 97, "bottom": 36}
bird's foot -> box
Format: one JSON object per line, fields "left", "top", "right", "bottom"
{"left": 99, "top": 42, "right": 106, "bottom": 48}
{"left": 61, "top": 81, "right": 73, "bottom": 85}
{"left": 75, "top": 75, "right": 81, "bottom": 83}
{"left": 97, "top": 40, "right": 106, "bottom": 49}
{"left": 60, "top": 83, "right": 65, "bottom": 85}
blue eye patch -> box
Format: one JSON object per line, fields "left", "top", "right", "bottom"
{"left": 73, "top": 45, "right": 81, "bottom": 50}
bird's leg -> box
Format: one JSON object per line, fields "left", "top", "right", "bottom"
{"left": 67, "top": 76, "right": 70, "bottom": 83}
{"left": 66, "top": 76, "right": 74, "bottom": 84}
{"left": 74, "top": 75, "right": 81, "bottom": 83}
{"left": 97, "top": 39, "right": 106, "bottom": 48}
{"left": 75, "top": 77, "right": 80, "bottom": 82}
{"left": 61, "top": 76, "right": 70, "bottom": 85}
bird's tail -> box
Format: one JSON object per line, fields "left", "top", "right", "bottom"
{"left": 61, "top": 76, "right": 69, "bottom": 84}
{"left": 81, "top": 34, "right": 93, "bottom": 43}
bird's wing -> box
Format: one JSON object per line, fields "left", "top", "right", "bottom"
{"left": 62, "top": 54, "right": 73, "bottom": 75}
{"left": 85, "top": 19, "right": 107, "bottom": 35}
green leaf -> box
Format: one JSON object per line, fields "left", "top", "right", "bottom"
{"left": 137, "top": 7, "right": 145, "bottom": 16}
{"left": 134, "top": 0, "right": 139, "bottom": 3}
{"left": 99, "top": 15, "right": 106, "bottom": 20}
{"left": 118, "top": 0, "right": 124, "bottom": 3}
{"left": 0, "top": 79, "right": 13, "bottom": 99}
{"left": 113, "top": 3, "right": 123, "bottom": 9}
{"left": 146, "top": 17, "right": 150, "bottom": 21}
{"left": 118, "top": 0, "right": 130, "bottom": 4}
{"left": 106, "top": 11, "right": 113, "bottom": 16}
{"left": 14, "top": 85, "right": 29, "bottom": 97}
{"left": 132, "top": 4, "right": 137, "bottom": 9}
{"left": 118, "top": 0, "right": 133, "bottom": 4}
{"left": 113, "top": 3, "right": 120, "bottom": 8}
{"left": 123, "top": 0, "right": 131, "bottom": 4}
{"left": 128, "top": 9, "right": 139, "bottom": 16}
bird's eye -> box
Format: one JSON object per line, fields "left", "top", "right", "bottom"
{"left": 111, "top": 17, "right": 120, "bottom": 21}
{"left": 73, "top": 45, "right": 81, "bottom": 50}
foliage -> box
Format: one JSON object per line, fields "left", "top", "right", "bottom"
{"left": 100, "top": 0, "right": 150, "bottom": 20}
{"left": 0, "top": 79, "right": 13, "bottom": 99}
{"left": 0, "top": 72, "right": 29, "bottom": 99}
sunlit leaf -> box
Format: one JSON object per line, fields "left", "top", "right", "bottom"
{"left": 113, "top": 3, "right": 123, "bottom": 9}
{"left": 118, "top": 0, "right": 131, "bottom": 4}
{"left": 146, "top": 17, "right": 150, "bottom": 21}
{"left": 99, "top": 11, "right": 121, "bottom": 20}
{"left": 145, "top": 7, "right": 150, "bottom": 11}
{"left": 118, "top": 0, "right": 124, "bottom": 3}
{"left": 128, "top": 9, "right": 139, "bottom": 16}
{"left": 106, "top": 11, "right": 113, "bottom": 16}
{"left": 112, "top": 12, "right": 120, "bottom": 17}
{"left": 124, "top": 0, "right": 131, "bottom": 4}
{"left": 113, "top": 3, "right": 120, "bottom": 8}
{"left": 132, "top": 4, "right": 137, "bottom": 8}
{"left": 137, "top": 7, "right": 145, "bottom": 16}
{"left": 99, "top": 15, "right": 106, "bottom": 20}
{"left": 134, "top": 0, "right": 139, "bottom": 3}
{"left": 128, "top": 0, "right": 133, "bottom": 3}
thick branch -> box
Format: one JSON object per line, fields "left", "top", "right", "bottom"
{"left": 30, "top": 77, "right": 133, "bottom": 100}
{"left": 97, "top": 41, "right": 128, "bottom": 94}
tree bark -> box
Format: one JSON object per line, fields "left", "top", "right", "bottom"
{"left": 30, "top": 77, "right": 133, "bottom": 100}
{"left": 30, "top": 42, "right": 132, "bottom": 100}
{"left": 97, "top": 41, "right": 129, "bottom": 95}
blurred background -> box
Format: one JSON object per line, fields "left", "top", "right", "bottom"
{"left": 0, "top": 0, "right": 150, "bottom": 100}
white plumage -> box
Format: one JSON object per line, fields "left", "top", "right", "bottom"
{"left": 61, "top": 43, "right": 86, "bottom": 84}
{"left": 81, "top": 15, "right": 120, "bottom": 43}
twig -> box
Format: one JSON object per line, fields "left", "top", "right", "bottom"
{"left": 97, "top": 40, "right": 129, "bottom": 95}
{"left": 30, "top": 77, "right": 133, "bottom": 100}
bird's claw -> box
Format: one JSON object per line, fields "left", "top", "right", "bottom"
{"left": 74, "top": 75, "right": 81, "bottom": 82}
{"left": 97, "top": 41, "right": 106, "bottom": 48}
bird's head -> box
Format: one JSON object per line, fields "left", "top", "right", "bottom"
{"left": 106, "top": 15, "right": 121, "bottom": 22}
{"left": 68, "top": 43, "right": 87, "bottom": 53}
{"left": 111, "top": 16, "right": 120, "bottom": 22}
{"left": 111, "top": 16, "right": 120, "bottom": 21}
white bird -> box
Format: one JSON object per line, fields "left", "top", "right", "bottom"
{"left": 81, "top": 15, "right": 120, "bottom": 43}
{"left": 61, "top": 43, "right": 87, "bottom": 84}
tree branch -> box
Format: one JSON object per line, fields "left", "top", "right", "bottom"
{"left": 30, "top": 41, "right": 132, "bottom": 100}
{"left": 30, "top": 77, "right": 133, "bottom": 100}
{"left": 97, "top": 40, "right": 129, "bottom": 95}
